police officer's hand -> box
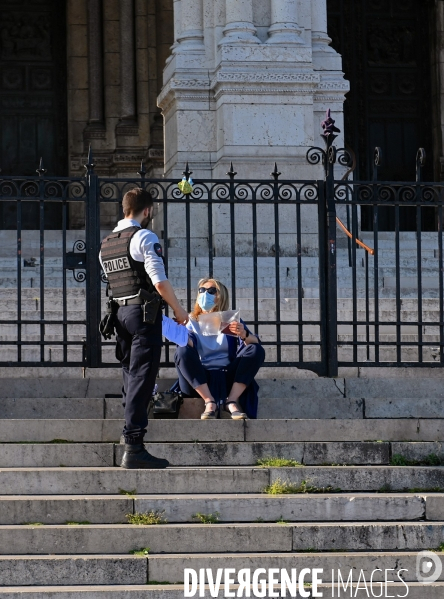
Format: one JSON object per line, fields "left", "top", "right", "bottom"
{"left": 174, "top": 307, "right": 189, "bottom": 325}
{"left": 227, "top": 322, "right": 245, "bottom": 338}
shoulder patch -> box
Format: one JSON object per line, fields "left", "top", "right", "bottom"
{"left": 153, "top": 243, "right": 163, "bottom": 257}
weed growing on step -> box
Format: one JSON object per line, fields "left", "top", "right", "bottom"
{"left": 435, "top": 543, "right": 444, "bottom": 552}
{"left": 127, "top": 511, "right": 168, "bottom": 525}
{"left": 276, "top": 516, "right": 289, "bottom": 524}
{"left": 66, "top": 521, "right": 90, "bottom": 525}
{"left": 130, "top": 548, "right": 150, "bottom": 556}
{"left": 256, "top": 457, "right": 303, "bottom": 468}
{"left": 192, "top": 512, "right": 220, "bottom": 524}
{"left": 378, "top": 483, "right": 392, "bottom": 493}
{"left": 50, "top": 439, "right": 70, "bottom": 443}
{"left": 391, "top": 453, "right": 444, "bottom": 466}
{"left": 254, "top": 517, "right": 264, "bottom": 523}
{"left": 119, "top": 488, "right": 137, "bottom": 496}
{"left": 23, "top": 522, "right": 43, "bottom": 526}
{"left": 264, "top": 478, "right": 339, "bottom": 495}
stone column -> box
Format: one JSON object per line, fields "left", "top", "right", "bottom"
{"left": 311, "top": 0, "right": 341, "bottom": 68}
{"left": 120, "top": 0, "right": 137, "bottom": 123}
{"left": 266, "top": 0, "right": 304, "bottom": 45}
{"left": 87, "top": 0, "right": 105, "bottom": 128}
{"left": 220, "top": 0, "right": 260, "bottom": 45}
{"left": 166, "top": 0, "right": 182, "bottom": 61}
{"left": 176, "top": 0, "right": 204, "bottom": 52}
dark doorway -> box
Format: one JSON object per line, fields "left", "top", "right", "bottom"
{"left": 0, "top": 0, "right": 68, "bottom": 229}
{"left": 327, "top": 0, "right": 435, "bottom": 230}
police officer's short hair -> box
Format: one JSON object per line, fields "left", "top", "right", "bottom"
{"left": 122, "top": 188, "right": 153, "bottom": 217}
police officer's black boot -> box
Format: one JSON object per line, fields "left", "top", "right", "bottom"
{"left": 120, "top": 443, "right": 169, "bottom": 469}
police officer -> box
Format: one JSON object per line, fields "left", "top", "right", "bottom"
{"left": 100, "top": 188, "right": 188, "bottom": 469}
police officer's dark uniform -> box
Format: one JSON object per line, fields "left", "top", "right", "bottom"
{"left": 100, "top": 217, "right": 169, "bottom": 469}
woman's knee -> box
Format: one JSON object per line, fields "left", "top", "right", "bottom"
{"left": 174, "top": 343, "right": 196, "bottom": 364}
{"left": 243, "top": 342, "right": 266, "bottom": 365}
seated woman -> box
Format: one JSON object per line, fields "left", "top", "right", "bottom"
{"left": 174, "top": 278, "right": 265, "bottom": 420}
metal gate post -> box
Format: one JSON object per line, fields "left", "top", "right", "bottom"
{"left": 317, "top": 180, "right": 329, "bottom": 377}
{"left": 325, "top": 145, "right": 338, "bottom": 377}
{"left": 84, "top": 147, "right": 102, "bottom": 368}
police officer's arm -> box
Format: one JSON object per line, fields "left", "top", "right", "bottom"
{"left": 155, "top": 280, "right": 188, "bottom": 324}
{"left": 135, "top": 230, "right": 189, "bottom": 324}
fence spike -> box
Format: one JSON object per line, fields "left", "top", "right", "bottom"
{"left": 137, "top": 159, "right": 147, "bottom": 178}
{"left": 416, "top": 148, "right": 426, "bottom": 183}
{"left": 271, "top": 163, "right": 281, "bottom": 180}
{"left": 227, "top": 162, "right": 237, "bottom": 179}
{"left": 84, "top": 145, "right": 95, "bottom": 174}
{"left": 183, "top": 162, "right": 193, "bottom": 180}
{"left": 372, "top": 147, "right": 382, "bottom": 182}
{"left": 36, "top": 157, "right": 47, "bottom": 177}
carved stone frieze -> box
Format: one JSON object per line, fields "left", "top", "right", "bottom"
{"left": 213, "top": 72, "right": 320, "bottom": 84}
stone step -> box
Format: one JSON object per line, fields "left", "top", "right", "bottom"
{"left": 0, "top": 441, "right": 391, "bottom": 467}
{"left": 0, "top": 555, "right": 146, "bottom": 587}
{"left": 148, "top": 551, "right": 444, "bottom": 585}
{"left": 2, "top": 377, "right": 444, "bottom": 401}
{"left": 0, "top": 492, "right": 434, "bottom": 525}
{"left": 2, "top": 465, "right": 444, "bottom": 495}
{"left": 0, "top": 495, "right": 132, "bottom": 525}
{"left": 1, "top": 520, "right": 444, "bottom": 554}
{"left": 2, "top": 376, "right": 444, "bottom": 400}
{"left": 5, "top": 394, "right": 444, "bottom": 421}
{"left": 0, "top": 435, "right": 443, "bottom": 468}
{"left": 1, "top": 551, "right": 444, "bottom": 586}
{"left": 1, "top": 418, "right": 444, "bottom": 443}
{"left": 1, "top": 439, "right": 444, "bottom": 467}
{"left": 0, "top": 443, "right": 115, "bottom": 467}
{"left": 0, "top": 583, "right": 442, "bottom": 598}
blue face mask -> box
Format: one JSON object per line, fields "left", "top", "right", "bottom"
{"left": 197, "top": 291, "right": 216, "bottom": 311}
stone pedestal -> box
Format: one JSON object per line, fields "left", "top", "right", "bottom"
{"left": 159, "top": 0, "right": 348, "bottom": 181}
{"left": 158, "top": 0, "right": 349, "bottom": 255}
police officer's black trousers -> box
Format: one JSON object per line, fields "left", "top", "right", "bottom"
{"left": 115, "top": 305, "right": 162, "bottom": 444}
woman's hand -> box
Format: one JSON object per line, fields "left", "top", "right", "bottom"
{"left": 227, "top": 322, "right": 246, "bottom": 338}
{"left": 173, "top": 306, "right": 189, "bottom": 325}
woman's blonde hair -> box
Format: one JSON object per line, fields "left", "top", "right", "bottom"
{"left": 190, "top": 278, "right": 229, "bottom": 321}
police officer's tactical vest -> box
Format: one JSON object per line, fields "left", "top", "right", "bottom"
{"left": 100, "top": 226, "right": 156, "bottom": 299}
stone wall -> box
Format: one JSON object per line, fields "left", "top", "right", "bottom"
{"left": 65, "top": 0, "right": 174, "bottom": 227}
{"left": 66, "top": 0, "right": 172, "bottom": 180}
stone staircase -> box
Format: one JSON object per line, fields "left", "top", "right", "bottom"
{"left": 0, "top": 376, "right": 444, "bottom": 596}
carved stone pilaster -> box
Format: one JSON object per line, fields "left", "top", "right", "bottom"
{"left": 118, "top": 0, "right": 137, "bottom": 126}
{"left": 311, "top": 0, "right": 342, "bottom": 70}
{"left": 220, "top": 0, "right": 261, "bottom": 45}
{"left": 86, "top": 0, "right": 104, "bottom": 129}
{"left": 176, "top": 0, "right": 204, "bottom": 53}
{"left": 266, "top": 0, "right": 304, "bottom": 46}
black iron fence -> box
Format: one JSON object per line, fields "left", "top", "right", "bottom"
{"left": 0, "top": 126, "right": 443, "bottom": 376}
